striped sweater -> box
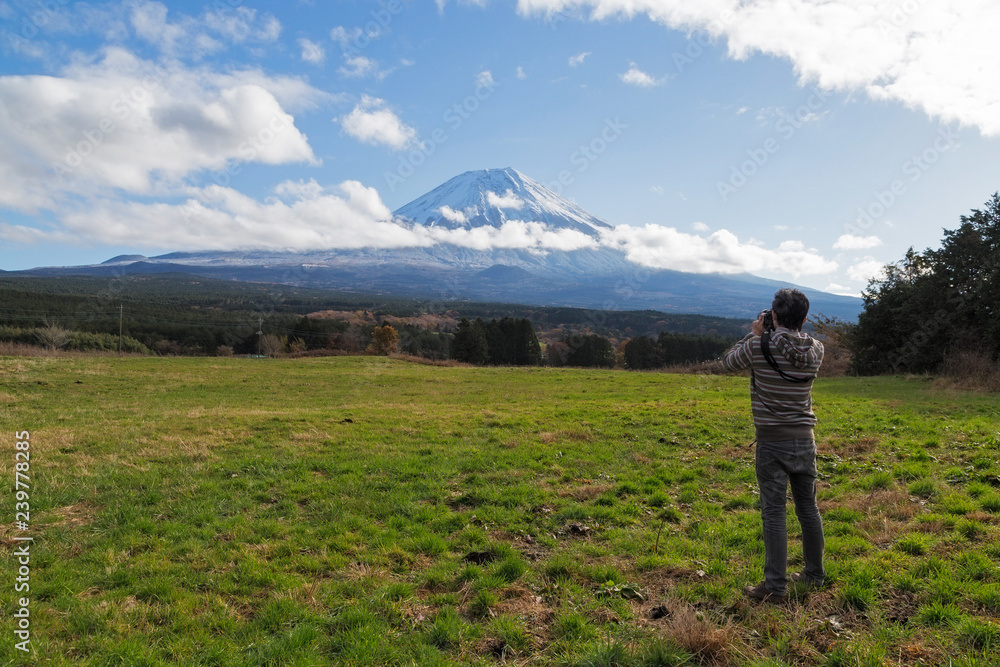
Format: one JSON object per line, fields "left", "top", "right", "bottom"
{"left": 721, "top": 328, "right": 824, "bottom": 442}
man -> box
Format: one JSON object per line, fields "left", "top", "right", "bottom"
{"left": 721, "top": 288, "right": 825, "bottom": 603}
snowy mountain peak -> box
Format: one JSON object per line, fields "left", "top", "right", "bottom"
{"left": 392, "top": 168, "right": 613, "bottom": 237}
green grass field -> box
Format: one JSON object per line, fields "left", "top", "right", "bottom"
{"left": 2, "top": 355, "right": 1000, "bottom": 665}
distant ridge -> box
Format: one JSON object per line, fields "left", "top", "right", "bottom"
{"left": 101, "top": 254, "right": 149, "bottom": 264}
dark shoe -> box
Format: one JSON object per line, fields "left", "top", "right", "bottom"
{"left": 789, "top": 572, "right": 824, "bottom": 588}
{"left": 743, "top": 581, "right": 786, "bottom": 603}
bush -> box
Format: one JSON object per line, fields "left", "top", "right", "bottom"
{"left": 940, "top": 350, "right": 1000, "bottom": 391}
{"left": 0, "top": 325, "right": 149, "bottom": 354}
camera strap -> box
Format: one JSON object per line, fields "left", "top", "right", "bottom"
{"left": 760, "top": 331, "right": 813, "bottom": 383}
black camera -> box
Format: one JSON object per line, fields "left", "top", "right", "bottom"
{"left": 760, "top": 309, "right": 774, "bottom": 332}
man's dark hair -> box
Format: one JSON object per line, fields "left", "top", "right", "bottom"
{"left": 771, "top": 288, "right": 809, "bottom": 331}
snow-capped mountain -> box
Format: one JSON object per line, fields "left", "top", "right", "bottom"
{"left": 381, "top": 167, "right": 629, "bottom": 278}
{"left": 22, "top": 168, "right": 863, "bottom": 319}
{"left": 394, "top": 167, "right": 613, "bottom": 238}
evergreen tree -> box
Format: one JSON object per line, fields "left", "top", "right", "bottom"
{"left": 485, "top": 317, "right": 516, "bottom": 365}
{"left": 623, "top": 335, "right": 662, "bottom": 369}
{"left": 514, "top": 318, "right": 542, "bottom": 366}
{"left": 451, "top": 318, "right": 489, "bottom": 364}
{"left": 565, "top": 333, "right": 615, "bottom": 368}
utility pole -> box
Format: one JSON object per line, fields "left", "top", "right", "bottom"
{"left": 118, "top": 304, "right": 123, "bottom": 355}
{"left": 256, "top": 317, "right": 263, "bottom": 357}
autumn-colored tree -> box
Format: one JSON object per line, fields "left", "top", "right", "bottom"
{"left": 368, "top": 324, "right": 399, "bottom": 356}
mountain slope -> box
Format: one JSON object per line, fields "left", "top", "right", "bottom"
{"left": 394, "top": 167, "right": 613, "bottom": 237}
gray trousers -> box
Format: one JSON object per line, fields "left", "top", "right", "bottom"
{"left": 755, "top": 438, "right": 826, "bottom": 594}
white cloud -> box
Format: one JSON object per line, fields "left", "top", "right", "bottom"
{"left": 0, "top": 222, "right": 78, "bottom": 245}
{"left": 339, "top": 96, "right": 416, "bottom": 150}
{"left": 337, "top": 54, "right": 394, "bottom": 80}
{"left": 755, "top": 106, "right": 782, "bottom": 125}
{"left": 274, "top": 178, "right": 325, "bottom": 201}
{"left": 128, "top": 0, "right": 215, "bottom": 56}
{"left": 419, "top": 219, "right": 597, "bottom": 252}
{"left": 476, "top": 70, "right": 496, "bottom": 88}
{"left": 650, "top": 185, "right": 664, "bottom": 195}
{"left": 0, "top": 48, "right": 319, "bottom": 209}
{"left": 438, "top": 205, "right": 468, "bottom": 224}
{"left": 824, "top": 282, "right": 859, "bottom": 297}
{"left": 516, "top": 0, "right": 1000, "bottom": 136}
{"left": 46, "top": 180, "right": 408, "bottom": 252}
{"left": 569, "top": 51, "right": 591, "bottom": 67}
{"left": 600, "top": 225, "right": 838, "bottom": 278}
{"left": 516, "top": 65, "right": 527, "bottom": 79}
{"left": 16, "top": 181, "right": 604, "bottom": 254}
{"left": 435, "top": 0, "right": 488, "bottom": 13}
{"left": 126, "top": 0, "right": 280, "bottom": 58}
{"left": 487, "top": 190, "right": 525, "bottom": 209}
{"left": 339, "top": 55, "right": 376, "bottom": 78}
{"left": 691, "top": 221, "right": 709, "bottom": 232}
{"left": 848, "top": 257, "right": 886, "bottom": 283}
{"left": 202, "top": 6, "right": 281, "bottom": 43}
{"left": 330, "top": 26, "right": 363, "bottom": 48}
{"left": 298, "top": 38, "right": 325, "bottom": 64}
{"left": 834, "top": 233, "right": 883, "bottom": 250}
{"left": 621, "top": 62, "right": 664, "bottom": 87}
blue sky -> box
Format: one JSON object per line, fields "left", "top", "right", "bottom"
{"left": 1, "top": 0, "right": 997, "bottom": 296}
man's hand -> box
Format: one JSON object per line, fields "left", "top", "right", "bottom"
{"left": 752, "top": 314, "right": 765, "bottom": 337}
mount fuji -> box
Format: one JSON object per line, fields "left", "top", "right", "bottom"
{"left": 18, "top": 168, "right": 862, "bottom": 319}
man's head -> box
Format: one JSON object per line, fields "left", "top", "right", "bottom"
{"left": 771, "top": 288, "right": 809, "bottom": 331}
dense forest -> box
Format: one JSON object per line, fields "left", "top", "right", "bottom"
{"left": 0, "top": 274, "right": 744, "bottom": 366}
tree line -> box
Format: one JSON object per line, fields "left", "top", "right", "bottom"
{"left": 621, "top": 332, "right": 732, "bottom": 369}
{"left": 837, "top": 192, "right": 1000, "bottom": 377}
{"left": 0, "top": 274, "right": 749, "bottom": 359}
{"left": 451, "top": 318, "right": 542, "bottom": 366}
